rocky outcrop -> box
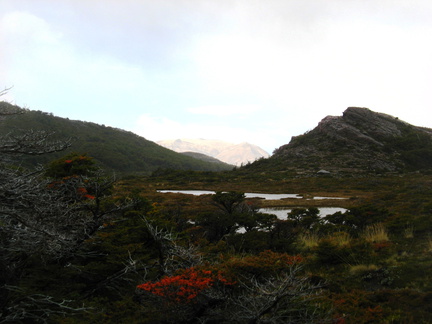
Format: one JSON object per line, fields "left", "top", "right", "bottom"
{"left": 273, "top": 107, "right": 432, "bottom": 173}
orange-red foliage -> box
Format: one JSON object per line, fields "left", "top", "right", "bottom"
{"left": 137, "top": 267, "right": 234, "bottom": 304}
{"left": 48, "top": 179, "right": 95, "bottom": 200}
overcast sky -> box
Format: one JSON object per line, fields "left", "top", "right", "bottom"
{"left": 1, "top": 0, "right": 431, "bottom": 153}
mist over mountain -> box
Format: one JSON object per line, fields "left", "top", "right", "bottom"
{"left": 247, "top": 107, "right": 432, "bottom": 174}
{"left": 157, "top": 138, "right": 270, "bottom": 166}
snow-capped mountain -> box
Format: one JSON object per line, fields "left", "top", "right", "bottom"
{"left": 157, "top": 139, "right": 270, "bottom": 166}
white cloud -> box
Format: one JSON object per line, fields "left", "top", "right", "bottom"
{"left": 1, "top": 1, "right": 432, "bottom": 154}
{"left": 0, "top": 11, "right": 156, "bottom": 126}
{"left": 188, "top": 1, "right": 432, "bottom": 129}
{"left": 187, "top": 104, "right": 261, "bottom": 117}
{"left": 1, "top": 11, "right": 62, "bottom": 44}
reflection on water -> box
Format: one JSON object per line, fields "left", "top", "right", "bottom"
{"left": 158, "top": 190, "right": 215, "bottom": 195}
{"left": 157, "top": 190, "right": 301, "bottom": 199}
{"left": 312, "top": 196, "right": 347, "bottom": 200}
{"left": 259, "top": 207, "right": 347, "bottom": 220}
{"left": 157, "top": 190, "right": 345, "bottom": 200}
{"left": 244, "top": 193, "right": 302, "bottom": 200}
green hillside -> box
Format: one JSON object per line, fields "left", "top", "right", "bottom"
{"left": 0, "top": 102, "right": 232, "bottom": 174}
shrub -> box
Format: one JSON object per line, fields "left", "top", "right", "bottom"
{"left": 314, "top": 239, "right": 348, "bottom": 265}
{"left": 45, "top": 153, "right": 96, "bottom": 178}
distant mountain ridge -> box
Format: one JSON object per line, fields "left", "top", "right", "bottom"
{"left": 157, "top": 138, "right": 269, "bottom": 166}
{"left": 0, "top": 102, "right": 233, "bottom": 174}
{"left": 249, "top": 107, "right": 432, "bottom": 174}
{"left": 180, "top": 151, "right": 233, "bottom": 166}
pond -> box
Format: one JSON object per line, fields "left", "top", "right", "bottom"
{"left": 259, "top": 207, "right": 347, "bottom": 220}
{"left": 157, "top": 190, "right": 347, "bottom": 200}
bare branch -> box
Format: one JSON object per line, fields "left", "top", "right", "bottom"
{"left": 1, "top": 286, "right": 93, "bottom": 324}
{"left": 0, "top": 86, "right": 13, "bottom": 101}
{"left": 140, "top": 215, "right": 202, "bottom": 276}
{"left": 0, "top": 129, "right": 71, "bottom": 155}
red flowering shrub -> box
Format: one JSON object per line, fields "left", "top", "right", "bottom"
{"left": 45, "top": 153, "right": 99, "bottom": 201}
{"left": 137, "top": 267, "right": 234, "bottom": 304}
{"left": 76, "top": 186, "right": 96, "bottom": 200}
{"left": 45, "top": 153, "right": 96, "bottom": 178}
{"left": 330, "top": 290, "right": 386, "bottom": 323}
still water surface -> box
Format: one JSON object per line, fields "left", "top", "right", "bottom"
{"left": 157, "top": 190, "right": 346, "bottom": 200}
{"left": 259, "top": 207, "right": 347, "bottom": 220}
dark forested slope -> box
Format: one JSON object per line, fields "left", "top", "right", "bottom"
{"left": 0, "top": 102, "right": 232, "bottom": 173}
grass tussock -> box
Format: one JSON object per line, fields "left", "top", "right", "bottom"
{"left": 298, "top": 231, "right": 320, "bottom": 249}
{"left": 331, "top": 231, "right": 351, "bottom": 246}
{"left": 363, "top": 223, "right": 389, "bottom": 243}
{"left": 404, "top": 225, "right": 414, "bottom": 239}
{"left": 299, "top": 231, "right": 351, "bottom": 250}
{"left": 427, "top": 236, "right": 432, "bottom": 253}
{"left": 349, "top": 264, "right": 379, "bottom": 275}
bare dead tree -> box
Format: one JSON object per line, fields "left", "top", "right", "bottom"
{"left": 0, "top": 93, "right": 133, "bottom": 322}
{"left": 229, "top": 266, "right": 326, "bottom": 323}
{"left": 195, "top": 263, "right": 328, "bottom": 324}
{"left": 0, "top": 168, "right": 136, "bottom": 321}
{"left": 140, "top": 215, "right": 202, "bottom": 277}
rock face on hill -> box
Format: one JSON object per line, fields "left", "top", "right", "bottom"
{"left": 157, "top": 139, "right": 269, "bottom": 166}
{"left": 272, "top": 107, "right": 432, "bottom": 173}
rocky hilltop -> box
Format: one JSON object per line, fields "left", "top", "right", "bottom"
{"left": 157, "top": 139, "right": 269, "bottom": 166}
{"left": 272, "top": 107, "right": 432, "bottom": 173}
